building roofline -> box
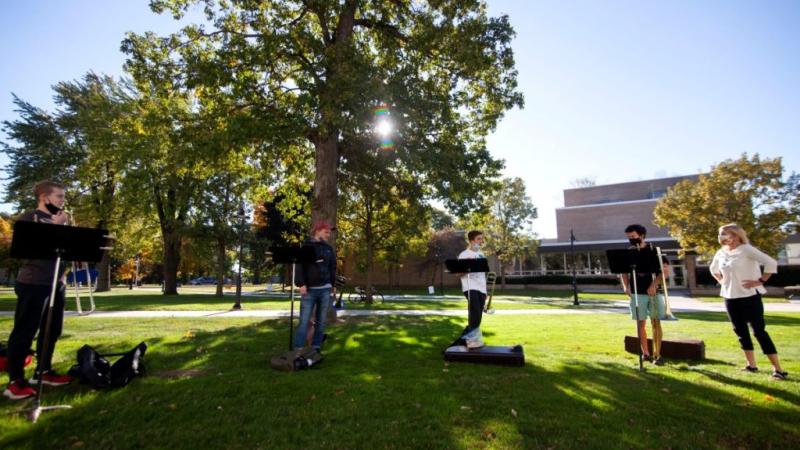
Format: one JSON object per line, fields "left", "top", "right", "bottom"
{"left": 540, "top": 237, "right": 675, "bottom": 247}
{"left": 557, "top": 198, "right": 658, "bottom": 210}
{"left": 563, "top": 174, "right": 700, "bottom": 193}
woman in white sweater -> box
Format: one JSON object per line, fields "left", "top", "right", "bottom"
{"left": 709, "top": 224, "right": 788, "bottom": 380}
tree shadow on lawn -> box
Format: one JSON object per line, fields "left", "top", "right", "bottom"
{"left": 3, "top": 316, "right": 799, "bottom": 449}
{"left": 678, "top": 311, "right": 800, "bottom": 326}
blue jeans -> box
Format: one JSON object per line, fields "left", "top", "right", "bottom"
{"left": 294, "top": 287, "right": 331, "bottom": 349}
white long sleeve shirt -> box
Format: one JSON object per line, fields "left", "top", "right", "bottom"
{"left": 458, "top": 249, "right": 487, "bottom": 294}
{"left": 709, "top": 244, "right": 778, "bottom": 299}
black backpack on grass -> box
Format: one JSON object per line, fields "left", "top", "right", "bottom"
{"left": 69, "top": 342, "right": 147, "bottom": 388}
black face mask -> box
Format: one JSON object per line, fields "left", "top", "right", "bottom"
{"left": 628, "top": 237, "right": 642, "bottom": 245}
{"left": 44, "top": 203, "right": 62, "bottom": 215}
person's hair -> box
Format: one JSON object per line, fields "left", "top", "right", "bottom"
{"left": 467, "top": 230, "right": 483, "bottom": 242}
{"left": 718, "top": 223, "right": 749, "bottom": 246}
{"left": 33, "top": 181, "right": 65, "bottom": 201}
{"left": 624, "top": 224, "right": 647, "bottom": 237}
{"left": 311, "top": 220, "right": 332, "bottom": 235}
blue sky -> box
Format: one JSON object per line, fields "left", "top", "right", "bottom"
{"left": 1, "top": 1, "right": 798, "bottom": 238}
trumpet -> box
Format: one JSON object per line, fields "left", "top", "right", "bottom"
{"left": 64, "top": 209, "right": 96, "bottom": 316}
{"left": 655, "top": 247, "right": 678, "bottom": 321}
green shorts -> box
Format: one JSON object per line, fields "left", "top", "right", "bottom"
{"left": 629, "top": 294, "right": 666, "bottom": 320}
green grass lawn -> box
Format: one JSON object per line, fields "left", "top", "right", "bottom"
{"left": 0, "top": 287, "right": 631, "bottom": 312}
{"left": 1, "top": 310, "right": 798, "bottom": 449}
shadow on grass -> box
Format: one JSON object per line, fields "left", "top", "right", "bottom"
{"left": 680, "top": 311, "right": 800, "bottom": 326}
{"left": 2, "top": 316, "right": 799, "bottom": 449}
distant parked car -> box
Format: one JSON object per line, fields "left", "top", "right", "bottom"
{"left": 188, "top": 276, "right": 216, "bottom": 285}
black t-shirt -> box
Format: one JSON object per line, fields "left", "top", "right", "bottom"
{"left": 15, "top": 210, "right": 68, "bottom": 286}
{"left": 627, "top": 244, "right": 669, "bottom": 293}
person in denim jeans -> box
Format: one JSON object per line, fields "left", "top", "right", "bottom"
{"left": 293, "top": 221, "right": 337, "bottom": 351}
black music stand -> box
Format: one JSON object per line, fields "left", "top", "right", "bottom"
{"left": 607, "top": 247, "right": 660, "bottom": 372}
{"left": 10, "top": 221, "right": 109, "bottom": 422}
{"left": 270, "top": 246, "right": 317, "bottom": 350}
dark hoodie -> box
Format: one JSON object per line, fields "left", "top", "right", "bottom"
{"left": 294, "top": 238, "right": 337, "bottom": 289}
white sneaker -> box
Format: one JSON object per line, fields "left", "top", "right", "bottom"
{"left": 466, "top": 339, "right": 485, "bottom": 349}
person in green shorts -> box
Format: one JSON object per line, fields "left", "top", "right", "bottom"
{"left": 620, "top": 224, "right": 669, "bottom": 365}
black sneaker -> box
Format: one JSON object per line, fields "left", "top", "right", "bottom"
{"left": 741, "top": 365, "right": 759, "bottom": 373}
{"left": 653, "top": 357, "right": 665, "bottom": 366}
{"left": 642, "top": 354, "right": 653, "bottom": 362}
{"left": 772, "top": 371, "right": 789, "bottom": 380}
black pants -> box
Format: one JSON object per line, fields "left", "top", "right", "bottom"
{"left": 457, "top": 290, "right": 486, "bottom": 341}
{"left": 6, "top": 283, "right": 65, "bottom": 381}
{"left": 724, "top": 294, "right": 777, "bottom": 355}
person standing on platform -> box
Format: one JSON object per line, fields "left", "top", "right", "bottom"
{"left": 455, "top": 230, "right": 488, "bottom": 349}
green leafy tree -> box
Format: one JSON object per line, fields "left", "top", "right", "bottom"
{"left": 338, "top": 151, "right": 429, "bottom": 301}
{"left": 123, "top": 0, "right": 522, "bottom": 237}
{"left": 460, "top": 177, "right": 537, "bottom": 289}
{"left": 654, "top": 154, "right": 799, "bottom": 260}
{"left": 2, "top": 73, "right": 134, "bottom": 291}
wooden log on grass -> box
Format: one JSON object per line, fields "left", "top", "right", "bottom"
{"left": 624, "top": 336, "right": 705, "bottom": 360}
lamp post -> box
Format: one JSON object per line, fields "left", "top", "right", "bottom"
{"left": 134, "top": 253, "right": 140, "bottom": 288}
{"left": 570, "top": 229, "right": 579, "bottom": 306}
{"left": 232, "top": 202, "right": 248, "bottom": 311}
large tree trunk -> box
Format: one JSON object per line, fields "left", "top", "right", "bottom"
{"left": 215, "top": 236, "right": 226, "bottom": 297}
{"left": 162, "top": 231, "right": 181, "bottom": 295}
{"left": 500, "top": 260, "right": 507, "bottom": 290}
{"left": 94, "top": 251, "right": 112, "bottom": 292}
{"left": 312, "top": 133, "right": 340, "bottom": 243}
{"left": 364, "top": 207, "right": 375, "bottom": 304}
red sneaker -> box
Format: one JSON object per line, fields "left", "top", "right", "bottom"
{"left": 3, "top": 380, "right": 36, "bottom": 400}
{"left": 30, "top": 371, "right": 73, "bottom": 387}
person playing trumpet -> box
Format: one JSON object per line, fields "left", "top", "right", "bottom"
{"left": 3, "top": 181, "right": 73, "bottom": 400}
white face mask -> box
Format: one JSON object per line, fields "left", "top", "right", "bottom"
{"left": 471, "top": 243, "right": 481, "bottom": 251}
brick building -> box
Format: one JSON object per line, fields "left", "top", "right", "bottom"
{"left": 531, "top": 175, "right": 700, "bottom": 289}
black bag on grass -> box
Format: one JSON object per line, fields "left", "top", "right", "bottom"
{"left": 69, "top": 342, "right": 147, "bottom": 388}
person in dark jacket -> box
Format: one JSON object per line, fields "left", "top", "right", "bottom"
{"left": 4, "top": 181, "right": 73, "bottom": 401}
{"left": 293, "top": 221, "right": 337, "bottom": 351}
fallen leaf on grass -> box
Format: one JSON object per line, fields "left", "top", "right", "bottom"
{"left": 217, "top": 406, "right": 223, "bottom": 411}
{"left": 765, "top": 395, "right": 775, "bottom": 402}
{"left": 511, "top": 409, "right": 518, "bottom": 418}
{"left": 335, "top": 389, "right": 345, "bottom": 396}
{"left": 482, "top": 430, "right": 496, "bottom": 441}
{"left": 460, "top": 406, "right": 471, "bottom": 411}
{"left": 168, "top": 403, "right": 177, "bottom": 410}
{"left": 183, "top": 331, "right": 195, "bottom": 339}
